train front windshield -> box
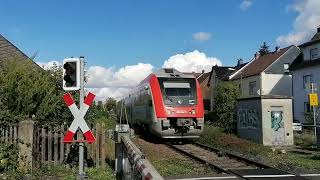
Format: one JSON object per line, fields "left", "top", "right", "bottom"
{"left": 158, "top": 78, "right": 197, "bottom": 106}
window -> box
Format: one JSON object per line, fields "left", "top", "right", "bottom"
{"left": 283, "top": 63, "right": 289, "bottom": 73}
{"left": 249, "top": 81, "right": 257, "bottom": 95}
{"left": 310, "top": 48, "right": 319, "bottom": 60}
{"left": 303, "top": 75, "right": 312, "bottom": 89}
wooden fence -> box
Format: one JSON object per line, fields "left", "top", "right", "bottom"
{"left": 0, "top": 120, "right": 109, "bottom": 170}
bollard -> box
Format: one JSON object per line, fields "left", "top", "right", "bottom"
{"left": 18, "top": 120, "right": 34, "bottom": 172}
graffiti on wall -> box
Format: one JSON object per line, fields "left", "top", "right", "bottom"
{"left": 238, "top": 109, "right": 258, "bottom": 129}
{"left": 271, "top": 111, "right": 284, "bottom": 131}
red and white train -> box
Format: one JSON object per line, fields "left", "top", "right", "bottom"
{"left": 117, "top": 68, "right": 204, "bottom": 138}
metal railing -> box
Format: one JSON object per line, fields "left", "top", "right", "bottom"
{"left": 109, "top": 124, "right": 164, "bottom": 180}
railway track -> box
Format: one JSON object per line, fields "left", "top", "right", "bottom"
{"left": 166, "top": 141, "right": 308, "bottom": 180}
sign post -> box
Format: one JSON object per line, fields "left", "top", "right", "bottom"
{"left": 62, "top": 56, "right": 96, "bottom": 179}
{"left": 79, "top": 56, "right": 85, "bottom": 179}
{"left": 309, "top": 83, "right": 318, "bottom": 146}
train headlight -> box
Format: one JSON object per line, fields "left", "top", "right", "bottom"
{"left": 190, "top": 109, "right": 196, "bottom": 114}
{"left": 166, "top": 109, "right": 173, "bottom": 115}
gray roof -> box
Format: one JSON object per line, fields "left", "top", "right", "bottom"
{"left": 154, "top": 68, "right": 195, "bottom": 78}
{"left": 0, "top": 34, "right": 41, "bottom": 69}
{"left": 207, "top": 62, "right": 247, "bottom": 86}
{"left": 300, "top": 28, "right": 320, "bottom": 47}
{"left": 0, "top": 34, "right": 29, "bottom": 62}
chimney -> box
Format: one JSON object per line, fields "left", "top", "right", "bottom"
{"left": 237, "top": 58, "right": 244, "bottom": 66}
{"left": 202, "top": 69, "right": 205, "bottom": 74}
{"left": 275, "top": 46, "right": 280, "bottom": 52}
{"left": 254, "top": 52, "right": 260, "bottom": 60}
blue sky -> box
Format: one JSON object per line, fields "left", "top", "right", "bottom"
{"left": 2, "top": 0, "right": 319, "bottom": 100}
{"left": 0, "top": 0, "right": 299, "bottom": 68}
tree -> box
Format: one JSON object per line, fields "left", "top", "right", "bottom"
{"left": 0, "top": 60, "right": 73, "bottom": 126}
{"left": 207, "top": 82, "right": 240, "bottom": 133}
{"left": 105, "top": 97, "right": 117, "bottom": 112}
{"left": 258, "top": 42, "right": 270, "bottom": 56}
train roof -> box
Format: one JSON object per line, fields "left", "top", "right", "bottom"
{"left": 154, "top": 68, "right": 195, "bottom": 78}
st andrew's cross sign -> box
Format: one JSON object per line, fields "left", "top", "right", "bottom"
{"left": 63, "top": 92, "right": 96, "bottom": 143}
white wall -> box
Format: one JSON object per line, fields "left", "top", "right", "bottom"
{"left": 292, "top": 66, "right": 320, "bottom": 123}
{"left": 233, "top": 75, "right": 261, "bottom": 98}
{"left": 301, "top": 43, "right": 320, "bottom": 60}
{"left": 261, "top": 73, "right": 292, "bottom": 96}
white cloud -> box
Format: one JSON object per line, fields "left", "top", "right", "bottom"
{"left": 276, "top": 0, "right": 320, "bottom": 47}
{"left": 192, "top": 32, "right": 212, "bottom": 42}
{"left": 37, "top": 50, "right": 221, "bottom": 101}
{"left": 37, "top": 61, "right": 61, "bottom": 70}
{"left": 240, "top": 0, "right": 253, "bottom": 11}
{"left": 86, "top": 63, "right": 154, "bottom": 101}
{"left": 162, "top": 50, "right": 222, "bottom": 73}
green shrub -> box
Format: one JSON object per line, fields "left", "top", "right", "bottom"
{"left": 0, "top": 60, "right": 73, "bottom": 126}
{"left": 208, "top": 82, "right": 239, "bottom": 133}
{"left": 0, "top": 142, "right": 19, "bottom": 172}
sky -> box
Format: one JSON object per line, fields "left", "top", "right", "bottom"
{"left": 1, "top": 0, "right": 319, "bottom": 100}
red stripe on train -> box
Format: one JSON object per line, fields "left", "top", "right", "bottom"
{"left": 195, "top": 78, "right": 204, "bottom": 117}
{"left": 149, "top": 74, "right": 167, "bottom": 118}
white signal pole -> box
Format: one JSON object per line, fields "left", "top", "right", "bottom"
{"left": 79, "top": 56, "right": 85, "bottom": 179}
{"left": 311, "top": 83, "right": 317, "bottom": 146}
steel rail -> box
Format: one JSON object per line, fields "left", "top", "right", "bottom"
{"left": 165, "top": 141, "right": 307, "bottom": 180}
{"left": 165, "top": 142, "right": 230, "bottom": 174}
{"left": 191, "top": 142, "right": 271, "bottom": 169}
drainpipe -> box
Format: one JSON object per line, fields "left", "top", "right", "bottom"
{"left": 260, "top": 73, "right": 263, "bottom": 96}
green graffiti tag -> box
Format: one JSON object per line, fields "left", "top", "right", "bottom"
{"left": 271, "top": 111, "right": 284, "bottom": 131}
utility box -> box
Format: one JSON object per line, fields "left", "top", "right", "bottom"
{"left": 236, "top": 95, "right": 294, "bottom": 146}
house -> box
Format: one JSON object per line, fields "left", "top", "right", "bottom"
{"left": 230, "top": 46, "right": 301, "bottom": 146}
{"left": 0, "top": 34, "right": 29, "bottom": 62}
{"left": 0, "top": 34, "right": 40, "bottom": 69}
{"left": 207, "top": 59, "right": 246, "bottom": 111}
{"left": 290, "top": 26, "right": 320, "bottom": 125}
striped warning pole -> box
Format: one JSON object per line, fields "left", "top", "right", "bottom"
{"left": 63, "top": 92, "right": 96, "bottom": 143}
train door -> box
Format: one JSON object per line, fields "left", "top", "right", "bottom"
{"left": 145, "top": 85, "right": 152, "bottom": 123}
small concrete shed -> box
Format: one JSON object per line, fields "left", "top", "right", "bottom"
{"left": 236, "top": 95, "right": 294, "bottom": 146}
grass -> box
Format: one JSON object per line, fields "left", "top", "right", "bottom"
{"left": 197, "top": 124, "right": 320, "bottom": 173}
{"left": 87, "top": 167, "right": 115, "bottom": 180}
{"left": 294, "top": 130, "right": 316, "bottom": 149}
{"left": 133, "top": 138, "right": 215, "bottom": 177}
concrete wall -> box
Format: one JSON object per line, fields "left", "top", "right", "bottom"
{"left": 261, "top": 73, "right": 292, "bottom": 96}
{"left": 236, "top": 98, "right": 263, "bottom": 144}
{"left": 292, "top": 66, "right": 320, "bottom": 123}
{"left": 261, "top": 98, "right": 294, "bottom": 146}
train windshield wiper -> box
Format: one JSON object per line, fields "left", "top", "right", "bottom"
{"left": 164, "top": 89, "right": 173, "bottom": 102}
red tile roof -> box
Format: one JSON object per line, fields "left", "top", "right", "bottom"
{"left": 232, "top": 46, "right": 292, "bottom": 80}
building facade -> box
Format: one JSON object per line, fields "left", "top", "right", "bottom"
{"left": 290, "top": 26, "right": 320, "bottom": 124}
{"left": 230, "top": 46, "right": 300, "bottom": 145}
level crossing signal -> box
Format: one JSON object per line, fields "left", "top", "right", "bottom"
{"left": 63, "top": 58, "right": 80, "bottom": 91}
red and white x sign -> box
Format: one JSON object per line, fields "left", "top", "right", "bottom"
{"left": 63, "top": 92, "right": 96, "bottom": 143}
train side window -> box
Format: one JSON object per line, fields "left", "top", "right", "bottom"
{"left": 148, "top": 100, "right": 152, "bottom": 107}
